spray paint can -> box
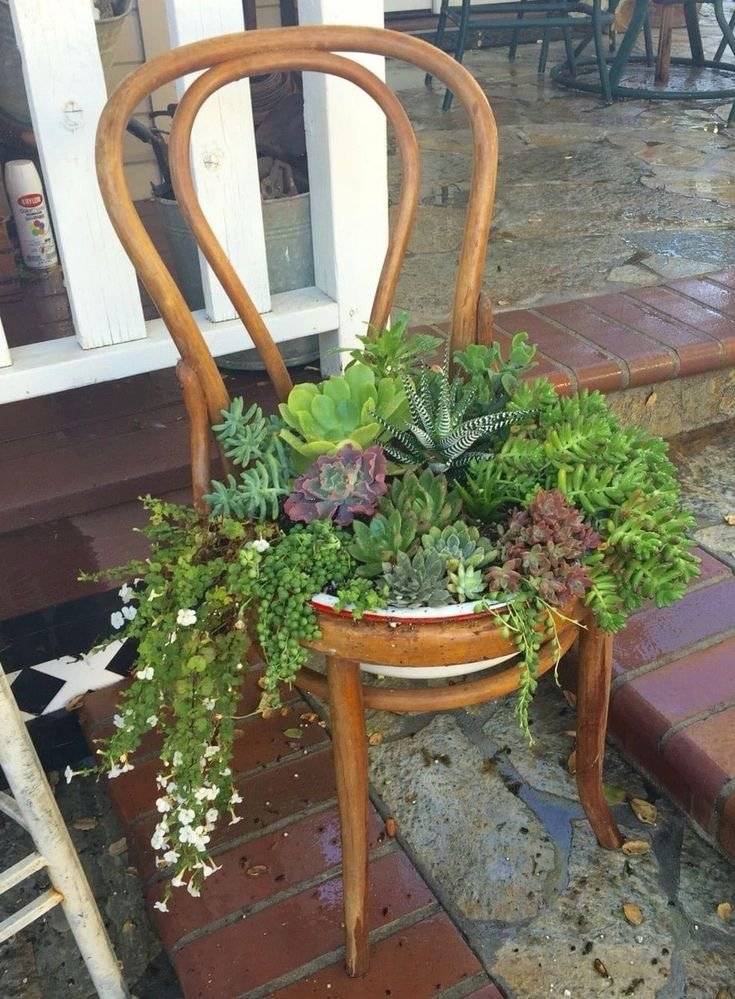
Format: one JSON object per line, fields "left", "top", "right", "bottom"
{"left": 4, "top": 159, "right": 58, "bottom": 270}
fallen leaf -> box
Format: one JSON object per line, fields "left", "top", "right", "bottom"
{"left": 73, "top": 817, "right": 98, "bottom": 831}
{"left": 629, "top": 797, "right": 658, "bottom": 825}
{"left": 368, "top": 732, "right": 383, "bottom": 747}
{"left": 108, "top": 837, "right": 127, "bottom": 857}
{"left": 567, "top": 749, "right": 577, "bottom": 775}
{"left": 385, "top": 817, "right": 397, "bottom": 838}
{"left": 283, "top": 727, "right": 302, "bottom": 739}
{"left": 593, "top": 957, "right": 610, "bottom": 978}
{"left": 645, "top": 390, "right": 657, "bottom": 408}
{"left": 717, "top": 901, "right": 732, "bottom": 922}
{"left": 622, "top": 839, "right": 651, "bottom": 856}
{"left": 245, "top": 865, "right": 268, "bottom": 877}
{"left": 724, "top": 514, "right": 735, "bottom": 526}
{"left": 603, "top": 784, "right": 627, "bottom": 805}
{"left": 623, "top": 902, "right": 644, "bottom": 926}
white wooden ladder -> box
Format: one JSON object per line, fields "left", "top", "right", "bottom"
{"left": 0, "top": 667, "right": 128, "bottom": 998}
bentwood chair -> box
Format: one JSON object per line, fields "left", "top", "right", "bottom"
{"left": 96, "top": 25, "right": 623, "bottom": 979}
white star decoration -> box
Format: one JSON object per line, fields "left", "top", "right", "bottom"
{"left": 30, "top": 640, "right": 127, "bottom": 715}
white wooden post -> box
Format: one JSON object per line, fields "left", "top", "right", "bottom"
{"left": 0, "top": 313, "right": 10, "bottom": 368}
{"left": 9, "top": 0, "right": 146, "bottom": 350}
{"left": 164, "top": 1, "right": 271, "bottom": 322}
{"left": 298, "top": 0, "right": 389, "bottom": 374}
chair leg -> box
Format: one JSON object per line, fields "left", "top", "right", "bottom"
{"left": 655, "top": 4, "right": 675, "bottom": 84}
{"left": 426, "top": 0, "right": 450, "bottom": 85}
{"left": 509, "top": 9, "right": 524, "bottom": 61}
{"left": 593, "top": 0, "right": 613, "bottom": 102}
{"left": 575, "top": 617, "right": 624, "bottom": 850}
{"left": 327, "top": 656, "right": 370, "bottom": 977}
{"left": 643, "top": 13, "right": 654, "bottom": 65}
{"left": 443, "top": 0, "right": 472, "bottom": 110}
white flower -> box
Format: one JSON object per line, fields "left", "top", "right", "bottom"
{"left": 151, "top": 823, "right": 169, "bottom": 851}
{"left": 163, "top": 849, "right": 180, "bottom": 865}
{"left": 203, "top": 697, "right": 216, "bottom": 711}
{"left": 122, "top": 605, "right": 137, "bottom": 622}
{"left": 110, "top": 611, "right": 125, "bottom": 630}
{"left": 172, "top": 751, "right": 183, "bottom": 767}
{"left": 64, "top": 765, "right": 75, "bottom": 784}
{"left": 228, "top": 810, "right": 243, "bottom": 826}
{"left": 189, "top": 826, "right": 210, "bottom": 852}
{"left": 137, "top": 666, "right": 154, "bottom": 680}
{"left": 250, "top": 538, "right": 270, "bottom": 553}
{"left": 201, "top": 860, "right": 222, "bottom": 878}
{"left": 156, "top": 797, "right": 172, "bottom": 813}
{"left": 186, "top": 878, "right": 201, "bottom": 898}
{"left": 205, "top": 808, "right": 218, "bottom": 825}
{"left": 107, "top": 762, "right": 133, "bottom": 779}
{"left": 178, "top": 808, "right": 195, "bottom": 826}
{"left": 113, "top": 713, "right": 125, "bottom": 729}
{"left": 146, "top": 715, "right": 158, "bottom": 728}
{"left": 204, "top": 745, "right": 219, "bottom": 759}
{"left": 221, "top": 767, "right": 232, "bottom": 777}
{"left": 177, "top": 608, "right": 197, "bottom": 627}
{"left": 153, "top": 899, "right": 169, "bottom": 913}
{"left": 171, "top": 872, "right": 186, "bottom": 888}
{"left": 155, "top": 773, "right": 169, "bottom": 789}
{"left": 230, "top": 790, "right": 243, "bottom": 805}
{"left": 119, "top": 583, "right": 135, "bottom": 604}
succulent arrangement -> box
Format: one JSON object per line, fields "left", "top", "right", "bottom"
{"left": 85, "top": 321, "right": 698, "bottom": 905}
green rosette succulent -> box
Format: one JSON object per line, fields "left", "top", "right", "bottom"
{"left": 421, "top": 521, "right": 495, "bottom": 601}
{"left": 383, "top": 549, "right": 451, "bottom": 608}
{"left": 278, "top": 362, "right": 407, "bottom": 469}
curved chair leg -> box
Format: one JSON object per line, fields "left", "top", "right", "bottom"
{"left": 714, "top": 6, "right": 735, "bottom": 62}
{"left": 327, "top": 657, "right": 370, "bottom": 977}
{"left": 575, "top": 617, "right": 624, "bottom": 849}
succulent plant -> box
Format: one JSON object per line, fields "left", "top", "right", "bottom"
{"left": 284, "top": 445, "right": 388, "bottom": 527}
{"left": 278, "top": 362, "right": 407, "bottom": 469}
{"left": 349, "top": 510, "right": 417, "bottom": 578}
{"left": 420, "top": 522, "right": 495, "bottom": 602}
{"left": 447, "top": 563, "right": 486, "bottom": 602}
{"left": 340, "top": 312, "right": 444, "bottom": 379}
{"left": 379, "top": 361, "right": 530, "bottom": 473}
{"left": 453, "top": 331, "right": 536, "bottom": 418}
{"left": 383, "top": 549, "right": 451, "bottom": 608}
{"left": 380, "top": 468, "right": 462, "bottom": 536}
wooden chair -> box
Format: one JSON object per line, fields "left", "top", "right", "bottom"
{"left": 96, "top": 25, "right": 623, "bottom": 979}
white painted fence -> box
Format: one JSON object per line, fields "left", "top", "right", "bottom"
{"left": 0, "top": 0, "right": 388, "bottom": 403}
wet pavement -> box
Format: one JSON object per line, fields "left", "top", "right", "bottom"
{"left": 388, "top": 16, "right": 735, "bottom": 323}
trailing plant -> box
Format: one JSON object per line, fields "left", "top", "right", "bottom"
{"left": 383, "top": 548, "right": 451, "bottom": 608}
{"left": 284, "top": 444, "right": 388, "bottom": 526}
{"left": 380, "top": 361, "right": 530, "bottom": 472}
{"left": 340, "top": 311, "right": 443, "bottom": 379}
{"left": 278, "top": 361, "right": 407, "bottom": 469}
{"left": 482, "top": 489, "right": 601, "bottom": 738}
{"left": 453, "top": 331, "right": 536, "bottom": 417}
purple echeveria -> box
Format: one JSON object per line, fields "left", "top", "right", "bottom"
{"left": 284, "top": 445, "right": 388, "bottom": 527}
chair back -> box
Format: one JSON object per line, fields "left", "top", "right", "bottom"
{"left": 96, "top": 25, "right": 498, "bottom": 425}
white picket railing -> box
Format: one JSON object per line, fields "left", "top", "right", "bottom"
{"left": 0, "top": 0, "right": 388, "bottom": 403}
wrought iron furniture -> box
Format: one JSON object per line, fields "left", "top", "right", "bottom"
{"left": 95, "top": 25, "right": 623, "bottom": 979}
{"left": 425, "top": 0, "right": 615, "bottom": 107}
{"left": 0, "top": 667, "right": 127, "bottom": 998}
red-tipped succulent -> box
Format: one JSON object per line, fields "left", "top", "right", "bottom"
{"left": 284, "top": 445, "right": 388, "bottom": 527}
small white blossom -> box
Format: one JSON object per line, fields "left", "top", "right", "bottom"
{"left": 64, "top": 765, "right": 75, "bottom": 784}
{"left": 163, "top": 849, "right": 180, "bottom": 865}
{"left": 201, "top": 860, "right": 222, "bottom": 878}
{"left": 230, "top": 790, "right": 243, "bottom": 805}
{"left": 250, "top": 538, "right": 270, "bottom": 553}
{"left": 107, "top": 762, "right": 134, "bottom": 779}
{"left": 156, "top": 797, "right": 172, "bottom": 813}
{"left": 228, "top": 810, "right": 243, "bottom": 826}
{"left": 172, "top": 751, "right": 183, "bottom": 767}
{"left": 177, "top": 608, "right": 197, "bottom": 627}
{"left": 186, "top": 878, "right": 201, "bottom": 898}
{"left": 122, "top": 605, "right": 137, "bottom": 622}
{"left": 137, "top": 665, "right": 154, "bottom": 680}
{"left": 146, "top": 715, "right": 158, "bottom": 728}
{"left": 151, "top": 823, "right": 169, "bottom": 851}
{"left": 205, "top": 808, "right": 218, "bottom": 825}
{"left": 204, "top": 745, "right": 219, "bottom": 759}
{"left": 113, "top": 713, "right": 125, "bottom": 729}
{"left": 153, "top": 899, "right": 169, "bottom": 913}
{"left": 203, "top": 697, "right": 216, "bottom": 711}
{"left": 110, "top": 611, "right": 125, "bottom": 630}
{"left": 171, "top": 872, "right": 186, "bottom": 888}
{"left": 178, "top": 808, "right": 195, "bottom": 826}
{"left": 221, "top": 767, "right": 231, "bottom": 777}
{"left": 155, "top": 773, "right": 170, "bottom": 789}
{"left": 119, "top": 583, "right": 135, "bottom": 604}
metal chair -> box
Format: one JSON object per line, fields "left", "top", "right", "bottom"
{"left": 0, "top": 667, "right": 127, "bottom": 998}
{"left": 425, "top": 0, "right": 615, "bottom": 107}
{"left": 95, "top": 25, "right": 623, "bottom": 979}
